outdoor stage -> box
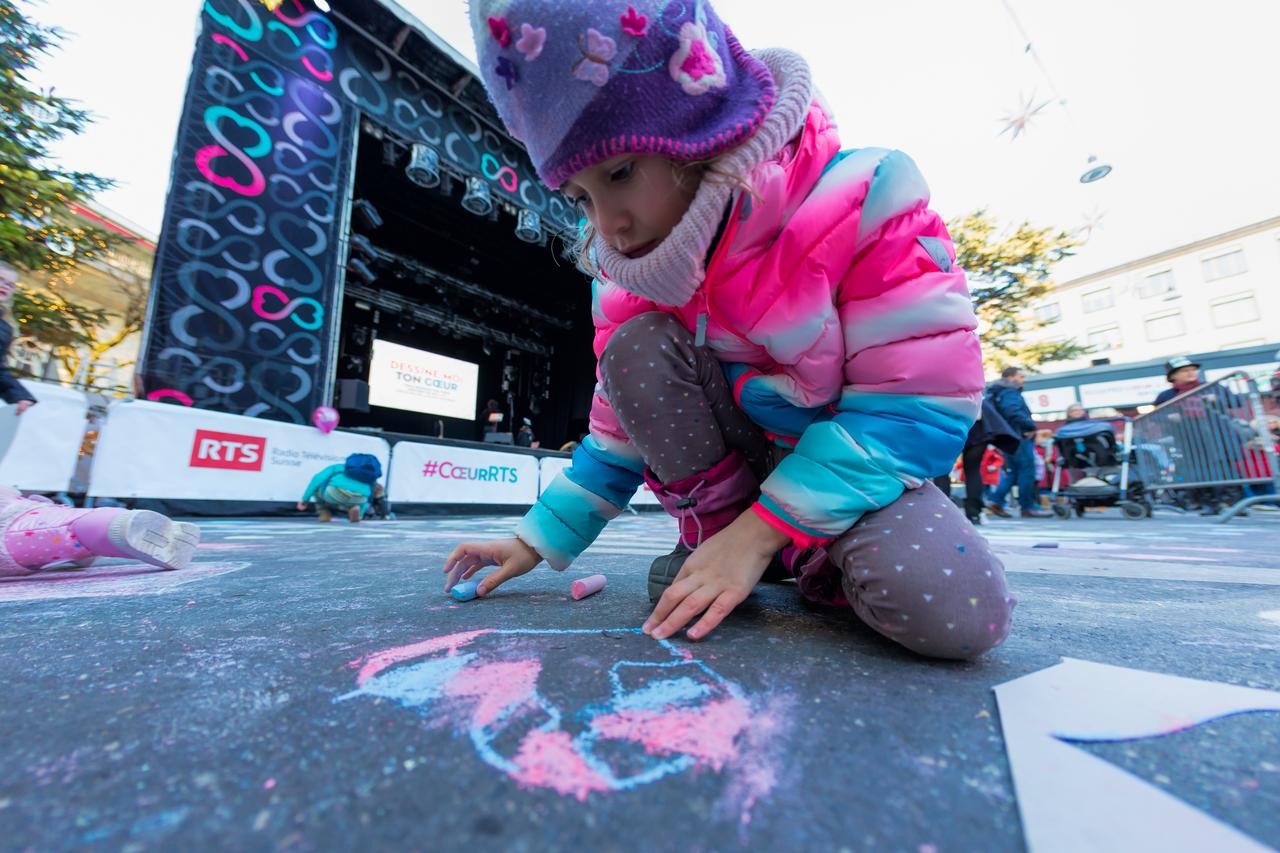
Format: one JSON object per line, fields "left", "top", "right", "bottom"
{"left": 139, "top": 0, "right": 597, "bottom": 451}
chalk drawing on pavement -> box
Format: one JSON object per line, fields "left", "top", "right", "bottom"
{"left": 339, "top": 627, "right": 788, "bottom": 818}
{"left": 0, "top": 560, "right": 251, "bottom": 602}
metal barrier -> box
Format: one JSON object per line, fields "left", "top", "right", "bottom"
{"left": 1128, "top": 372, "right": 1280, "bottom": 522}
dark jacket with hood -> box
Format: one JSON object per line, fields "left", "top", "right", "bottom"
{"left": 0, "top": 318, "right": 36, "bottom": 405}
{"left": 985, "top": 378, "right": 1036, "bottom": 436}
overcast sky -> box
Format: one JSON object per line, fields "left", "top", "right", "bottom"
{"left": 31, "top": 0, "right": 1280, "bottom": 280}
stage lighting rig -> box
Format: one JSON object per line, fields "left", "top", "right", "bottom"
{"left": 349, "top": 233, "right": 375, "bottom": 262}
{"left": 406, "top": 142, "right": 442, "bottom": 189}
{"left": 352, "top": 199, "right": 382, "bottom": 231}
{"left": 461, "top": 177, "right": 494, "bottom": 216}
{"left": 346, "top": 258, "right": 377, "bottom": 285}
{"left": 514, "top": 209, "right": 543, "bottom": 244}
{"left": 382, "top": 139, "right": 401, "bottom": 167}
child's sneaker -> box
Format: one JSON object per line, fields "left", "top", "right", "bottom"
{"left": 347, "top": 506, "right": 361, "bottom": 523}
{"left": 0, "top": 491, "right": 200, "bottom": 574}
{"left": 317, "top": 506, "right": 333, "bottom": 523}
{"left": 102, "top": 510, "right": 200, "bottom": 571}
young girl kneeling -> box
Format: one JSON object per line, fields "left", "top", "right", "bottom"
{"left": 444, "top": 0, "right": 1015, "bottom": 660}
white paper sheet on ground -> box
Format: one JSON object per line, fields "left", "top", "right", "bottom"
{"left": 994, "top": 658, "right": 1280, "bottom": 853}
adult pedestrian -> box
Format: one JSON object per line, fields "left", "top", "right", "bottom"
{"left": 0, "top": 262, "right": 38, "bottom": 416}
{"left": 1154, "top": 356, "right": 1242, "bottom": 514}
{"left": 985, "top": 367, "right": 1050, "bottom": 518}
{"left": 958, "top": 387, "right": 1020, "bottom": 525}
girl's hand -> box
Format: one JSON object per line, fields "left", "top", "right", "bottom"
{"left": 296, "top": 501, "right": 308, "bottom": 511}
{"left": 643, "top": 510, "right": 790, "bottom": 641}
{"left": 443, "top": 537, "right": 541, "bottom": 597}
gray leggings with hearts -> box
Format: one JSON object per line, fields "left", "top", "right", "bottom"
{"left": 600, "top": 312, "right": 1015, "bottom": 660}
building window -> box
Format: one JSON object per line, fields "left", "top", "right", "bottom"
{"left": 1136, "top": 270, "right": 1176, "bottom": 298}
{"left": 1081, "top": 287, "right": 1114, "bottom": 313}
{"left": 1144, "top": 310, "right": 1185, "bottom": 341}
{"left": 1210, "top": 293, "right": 1259, "bottom": 327}
{"left": 1086, "top": 325, "right": 1122, "bottom": 351}
{"left": 1034, "top": 302, "right": 1062, "bottom": 324}
{"left": 1201, "top": 249, "right": 1247, "bottom": 282}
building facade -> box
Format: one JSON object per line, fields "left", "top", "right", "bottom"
{"left": 1024, "top": 216, "right": 1280, "bottom": 372}
{"left": 9, "top": 202, "right": 156, "bottom": 394}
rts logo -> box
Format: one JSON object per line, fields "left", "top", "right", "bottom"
{"left": 189, "top": 429, "right": 266, "bottom": 471}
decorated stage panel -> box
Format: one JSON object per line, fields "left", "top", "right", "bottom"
{"left": 0, "top": 512, "right": 1277, "bottom": 850}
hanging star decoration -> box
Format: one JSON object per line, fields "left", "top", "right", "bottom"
{"left": 998, "top": 92, "right": 1053, "bottom": 141}
{"left": 1076, "top": 207, "right": 1107, "bottom": 241}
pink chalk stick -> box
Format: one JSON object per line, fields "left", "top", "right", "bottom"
{"left": 570, "top": 574, "right": 607, "bottom": 601}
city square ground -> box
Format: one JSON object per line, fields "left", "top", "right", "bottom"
{"left": 0, "top": 507, "right": 1277, "bottom": 851}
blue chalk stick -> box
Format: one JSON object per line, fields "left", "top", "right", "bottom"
{"left": 450, "top": 578, "right": 481, "bottom": 601}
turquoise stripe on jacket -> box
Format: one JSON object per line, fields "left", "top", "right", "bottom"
{"left": 757, "top": 392, "right": 975, "bottom": 542}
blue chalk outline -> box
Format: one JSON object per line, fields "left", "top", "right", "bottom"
{"left": 338, "top": 628, "right": 750, "bottom": 793}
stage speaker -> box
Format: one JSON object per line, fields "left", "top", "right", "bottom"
{"left": 338, "top": 379, "right": 370, "bottom": 412}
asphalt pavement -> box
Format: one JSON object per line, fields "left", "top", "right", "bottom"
{"left": 1, "top": 507, "right": 1277, "bottom": 851}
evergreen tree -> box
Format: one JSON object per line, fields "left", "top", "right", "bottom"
{"left": 948, "top": 210, "right": 1090, "bottom": 371}
{"left": 1, "top": 0, "right": 117, "bottom": 326}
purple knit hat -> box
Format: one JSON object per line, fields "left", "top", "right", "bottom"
{"left": 470, "top": 0, "right": 776, "bottom": 188}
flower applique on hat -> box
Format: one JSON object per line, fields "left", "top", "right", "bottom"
{"left": 669, "top": 21, "right": 726, "bottom": 95}
{"left": 516, "top": 23, "right": 546, "bottom": 60}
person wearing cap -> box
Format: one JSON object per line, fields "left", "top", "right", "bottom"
{"left": 1152, "top": 355, "right": 1247, "bottom": 515}
{"left": 1154, "top": 356, "right": 1202, "bottom": 406}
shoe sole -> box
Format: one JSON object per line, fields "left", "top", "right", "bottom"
{"left": 109, "top": 512, "right": 201, "bottom": 571}
{"left": 648, "top": 548, "right": 690, "bottom": 603}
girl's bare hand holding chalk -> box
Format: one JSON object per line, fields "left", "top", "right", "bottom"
{"left": 443, "top": 538, "right": 540, "bottom": 597}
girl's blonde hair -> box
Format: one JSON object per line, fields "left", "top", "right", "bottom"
{"left": 566, "top": 158, "right": 755, "bottom": 279}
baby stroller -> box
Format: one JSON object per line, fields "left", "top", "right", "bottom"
{"left": 1049, "top": 419, "right": 1151, "bottom": 520}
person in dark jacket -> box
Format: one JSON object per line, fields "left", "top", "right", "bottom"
{"left": 0, "top": 262, "right": 38, "bottom": 415}
{"left": 985, "top": 367, "right": 1050, "bottom": 518}
{"left": 1154, "top": 355, "right": 1202, "bottom": 406}
{"left": 1153, "top": 356, "right": 1241, "bottom": 514}
{"left": 957, "top": 391, "right": 1021, "bottom": 525}
{"left": 515, "top": 417, "right": 537, "bottom": 448}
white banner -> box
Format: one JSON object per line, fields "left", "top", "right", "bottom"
{"left": 0, "top": 380, "right": 89, "bottom": 492}
{"left": 1205, "top": 361, "right": 1278, "bottom": 388}
{"left": 537, "top": 455, "right": 660, "bottom": 506}
{"left": 368, "top": 339, "right": 479, "bottom": 420}
{"left": 538, "top": 456, "right": 572, "bottom": 495}
{"left": 88, "top": 401, "right": 390, "bottom": 501}
{"left": 388, "top": 442, "right": 538, "bottom": 504}
{"left": 1025, "top": 386, "right": 1081, "bottom": 415}
{"left": 1079, "top": 375, "right": 1170, "bottom": 409}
